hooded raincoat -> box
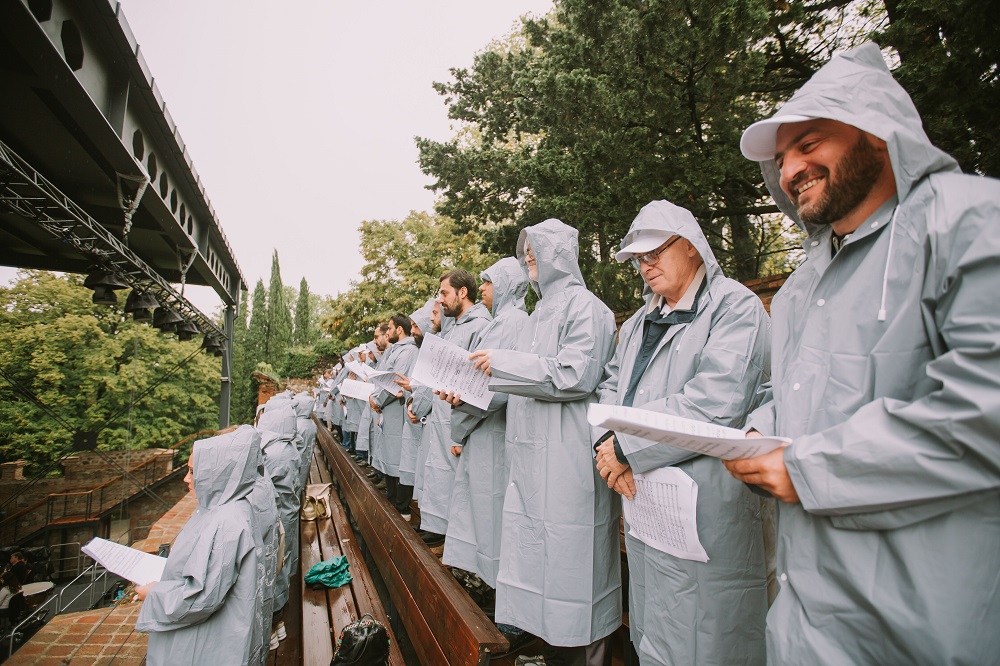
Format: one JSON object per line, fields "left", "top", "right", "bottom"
{"left": 137, "top": 427, "right": 272, "bottom": 666}
{"left": 292, "top": 394, "right": 318, "bottom": 488}
{"left": 741, "top": 43, "right": 1000, "bottom": 665}
{"left": 399, "top": 300, "right": 435, "bottom": 486}
{"left": 598, "top": 201, "right": 769, "bottom": 665}
{"left": 443, "top": 258, "right": 530, "bottom": 587}
{"left": 489, "top": 219, "right": 620, "bottom": 647}
{"left": 258, "top": 428, "right": 302, "bottom": 611}
{"left": 372, "top": 336, "right": 420, "bottom": 477}
{"left": 355, "top": 350, "right": 379, "bottom": 455}
{"left": 418, "top": 302, "right": 491, "bottom": 534}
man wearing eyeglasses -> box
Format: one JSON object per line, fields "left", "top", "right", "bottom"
{"left": 594, "top": 200, "right": 770, "bottom": 666}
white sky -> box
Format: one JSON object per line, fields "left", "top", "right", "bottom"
{"left": 2, "top": 0, "right": 552, "bottom": 314}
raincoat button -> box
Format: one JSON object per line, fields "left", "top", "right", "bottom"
{"left": 639, "top": 389, "right": 644, "bottom": 394}
{"left": 780, "top": 573, "right": 788, "bottom": 582}
{"left": 817, "top": 299, "right": 826, "bottom": 307}
{"left": 872, "top": 221, "right": 880, "bottom": 228}
{"left": 793, "top": 383, "right": 801, "bottom": 391}
{"left": 811, "top": 240, "right": 819, "bottom": 247}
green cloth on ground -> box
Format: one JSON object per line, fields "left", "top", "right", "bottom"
{"left": 304, "top": 555, "right": 352, "bottom": 588}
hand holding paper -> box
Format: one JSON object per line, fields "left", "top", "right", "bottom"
{"left": 82, "top": 537, "right": 167, "bottom": 585}
{"left": 411, "top": 334, "right": 494, "bottom": 410}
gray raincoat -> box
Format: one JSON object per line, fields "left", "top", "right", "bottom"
{"left": 399, "top": 300, "right": 435, "bottom": 486}
{"left": 292, "top": 393, "right": 318, "bottom": 489}
{"left": 443, "top": 258, "right": 529, "bottom": 587}
{"left": 258, "top": 427, "right": 302, "bottom": 611}
{"left": 137, "top": 427, "right": 273, "bottom": 666}
{"left": 355, "top": 352, "right": 379, "bottom": 454}
{"left": 743, "top": 43, "right": 1000, "bottom": 664}
{"left": 372, "top": 336, "right": 420, "bottom": 477}
{"left": 412, "top": 314, "right": 454, "bottom": 499}
{"left": 598, "top": 201, "right": 769, "bottom": 665}
{"left": 490, "top": 219, "right": 621, "bottom": 646}
{"left": 418, "top": 301, "right": 491, "bottom": 534}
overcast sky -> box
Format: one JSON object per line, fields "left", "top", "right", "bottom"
{"left": 2, "top": 0, "right": 552, "bottom": 313}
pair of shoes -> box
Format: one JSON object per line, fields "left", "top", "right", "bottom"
{"left": 275, "top": 621, "right": 287, "bottom": 641}
{"left": 269, "top": 630, "right": 280, "bottom": 651}
{"left": 514, "top": 655, "right": 545, "bottom": 666}
{"left": 399, "top": 512, "right": 412, "bottom": 521}
{"left": 492, "top": 625, "right": 537, "bottom": 659}
{"left": 416, "top": 528, "right": 444, "bottom": 546}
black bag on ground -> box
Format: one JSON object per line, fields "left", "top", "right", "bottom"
{"left": 330, "top": 613, "right": 389, "bottom": 666}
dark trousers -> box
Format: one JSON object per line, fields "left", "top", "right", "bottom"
{"left": 384, "top": 476, "right": 413, "bottom": 513}
{"left": 541, "top": 635, "right": 612, "bottom": 666}
{"left": 342, "top": 430, "right": 357, "bottom": 453}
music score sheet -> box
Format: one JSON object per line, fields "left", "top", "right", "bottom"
{"left": 82, "top": 537, "right": 167, "bottom": 585}
{"left": 340, "top": 378, "right": 375, "bottom": 400}
{"left": 588, "top": 403, "right": 789, "bottom": 460}
{"left": 624, "top": 467, "right": 709, "bottom": 562}
{"left": 410, "top": 333, "right": 494, "bottom": 410}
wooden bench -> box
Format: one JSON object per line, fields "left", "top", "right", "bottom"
{"left": 314, "top": 421, "right": 509, "bottom": 665}
{"left": 300, "top": 447, "right": 405, "bottom": 666}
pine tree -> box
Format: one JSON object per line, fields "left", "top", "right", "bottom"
{"left": 229, "top": 288, "right": 255, "bottom": 423}
{"left": 293, "top": 276, "right": 315, "bottom": 346}
{"left": 265, "top": 250, "right": 293, "bottom": 369}
{"left": 248, "top": 278, "right": 268, "bottom": 369}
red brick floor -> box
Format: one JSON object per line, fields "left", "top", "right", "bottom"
{"left": 132, "top": 492, "right": 198, "bottom": 554}
{"left": 6, "top": 602, "right": 147, "bottom": 665}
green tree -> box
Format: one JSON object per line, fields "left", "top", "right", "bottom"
{"left": 293, "top": 277, "right": 316, "bottom": 346}
{"left": 229, "top": 287, "right": 256, "bottom": 424}
{"left": 322, "top": 212, "right": 496, "bottom": 349}
{"left": 265, "top": 251, "right": 293, "bottom": 367}
{"left": 0, "top": 271, "right": 219, "bottom": 474}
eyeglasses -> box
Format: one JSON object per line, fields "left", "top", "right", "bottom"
{"left": 632, "top": 236, "right": 681, "bottom": 267}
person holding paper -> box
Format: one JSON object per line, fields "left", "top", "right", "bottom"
{"left": 418, "top": 270, "right": 491, "bottom": 535}
{"left": 397, "top": 299, "right": 436, "bottom": 504}
{"left": 474, "top": 219, "right": 619, "bottom": 664}
{"left": 136, "top": 427, "right": 273, "bottom": 666}
{"left": 341, "top": 347, "right": 364, "bottom": 457}
{"left": 371, "top": 313, "right": 421, "bottom": 514}
{"left": 440, "top": 257, "right": 529, "bottom": 591}
{"left": 724, "top": 43, "right": 1000, "bottom": 665}
{"left": 594, "top": 200, "right": 770, "bottom": 666}
{"left": 356, "top": 330, "right": 388, "bottom": 467}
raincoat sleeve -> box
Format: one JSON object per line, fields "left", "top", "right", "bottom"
{"left": 786, "top": 191, "right": 1000, "bottom": 530}
{"left": 137, "top": 520, "right": 251, "bottom": 630}
{"left": 411, "top": 385, "right": 435, "bottom": 419}
{"left": 489, "top": 298, "right": 612, "bottom": 402}
{"left": 744, "top": 382, "right": 776, "bottom": 436}
{"left": 624, "top": 294, "right": 770, "bottom": 473}
{"left": 374, "top": 346, "right": 417, "bottom": 409}
{"left": 451, "top": 391, "right": 510, "bottom": 444}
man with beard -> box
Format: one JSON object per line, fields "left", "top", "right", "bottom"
{"left": 727, "top": 43, "right": 1000, "bottom": 664}
{"left": 356, "top": 326, "right": 389, "bottom": 467}
{"left": 406, "top": 300, "right": 445, "bottom": 521}
{"left": 370, "top": 314, "right": 420, "bottom": 514}
{"left": 418, "top": 270, "right": 491, "bottom": 536}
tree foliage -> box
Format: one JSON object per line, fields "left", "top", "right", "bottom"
{"left": 322, "top": 212, "right": 497, "bottom": 350}
{"left": 417, "top": 0, "right": 998, "bottom": 312}
{"left": 293, "top": 277, "right": 316, "bottom": 346}
{"left": 0, "top": 271, "right": 220, "bottom": 474}
{"left": 265, "top": 251, "right": 294, "bottom": 367}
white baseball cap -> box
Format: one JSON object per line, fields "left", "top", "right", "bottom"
{"left": 740, "top": 114, "right": 815, "bottom": 161}
{"left": 614, "top": 229, "right": 673, "bottom": 263}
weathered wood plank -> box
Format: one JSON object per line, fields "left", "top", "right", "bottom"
{"left": 301, "top": 518, "right": 334, "bottom": 666}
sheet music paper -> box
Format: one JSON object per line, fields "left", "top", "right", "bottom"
{"left": 82, "top": 537, "right": 167, "bottom": 585}
{"left": 588, "top": 403, "right": 789, "bottom": 460}
{"left": 344, "top": 361, "right": 371, "bottom": 381}
{"left": 410, "top": 333, "right": 494, "bottom": 410}
{"left": 340, "top": 378, "right": 375, "bottom": 400}
{"left": 366, "top": 369, "right": 403, "bottom": 396}
{"left": 623, "top": 467, "right": 708, "bottom": 562}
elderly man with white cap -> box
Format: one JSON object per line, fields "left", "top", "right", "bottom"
{"left": 595, "top": 200, "right": 770, "bottom": 666}
{"left": 726, "top": 43, "right": 1000, "bottom": 665}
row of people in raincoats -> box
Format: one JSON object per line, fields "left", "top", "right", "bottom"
{"left": 137, "top": 42, "right": 1000, "bottom": 666}
{"left": 134, "top": 389, "right": 319, "bottom": 665}
{"left": 329, "top": 43, "right": 1000, "bottom": 666}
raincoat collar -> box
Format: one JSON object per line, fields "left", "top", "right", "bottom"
{"left": 192, "top": 425, "right": 261, "bottom": 510}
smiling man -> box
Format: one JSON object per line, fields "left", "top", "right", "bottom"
{"left": 728, "top": 43, "right": 1000, "bottom": 664}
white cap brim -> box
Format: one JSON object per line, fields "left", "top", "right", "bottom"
{"left": 614, "top": 233, "right": 673, "bottom": 263}
{"left": 740, "top": 114, "right": 815, "bottom": 161}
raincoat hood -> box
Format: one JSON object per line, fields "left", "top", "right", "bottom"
{"left": 517, "top": 218, "right": 586, "bottom": 296}
{"left": 257, "top": 404, "right": 298, "bottom": 439}
{"left": 742, "top": 42, "right": 959, "bottom": 233}
{"left": 618, "top": 200, "right": 722, "bottom": 303}
{"left": 192, "top": 425, "right": 261, "bottom": 510}
{"left": 481, "top": 257, "right": 529, "bottom": 317}
{"left": 291, "top": 393, "right": 313, "bottom": 418}
{"left": 410, "top": 298, "right": 437, "bottom": 338}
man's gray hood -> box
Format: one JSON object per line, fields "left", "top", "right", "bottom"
{"left": 481, "top": 257, "right": 529, "bottom": 317}
{"left": 743, "top": 42, "right": 959, "bottom": 234}
{"left": 257, "top": 404, "right": 298, "bottom": 438}
{"left": 192, "top": 425, "right": 261, "bottom": 510}
{"left": 618, "top": 200, "right": 721, "bottom": 304}
{"left": 410, "top": 298, "right": 436, "bottom": 337}
{"left": 292, "top": 393, "right": 313, "bottom": 419}
{"left": 517, "top": 219, "right": 586, "bottom": 296}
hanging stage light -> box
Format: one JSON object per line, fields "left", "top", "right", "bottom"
{"left": 91, "top": 286, "right": 118, "bottom": 305}
{"left": 124, "top": 289, "right": 158, "bottom": 322}
{"left": 175, "top": 320, "right": 200, "bottom": 341}
{"left": 152, "top": 306, "right": 183, "bottom": 332}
